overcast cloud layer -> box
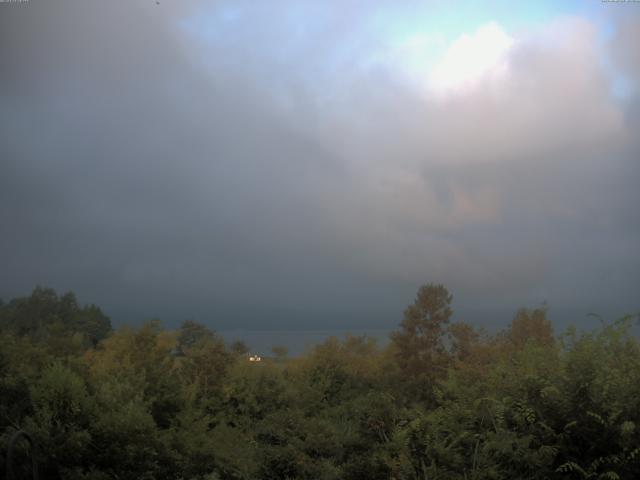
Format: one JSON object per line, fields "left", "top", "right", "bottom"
{"left": 1, "top": 1, "right": 639, "bottom": 330}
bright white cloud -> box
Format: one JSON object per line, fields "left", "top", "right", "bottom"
{"left": 428, "top": 22, "right": 514, "bottom": 95}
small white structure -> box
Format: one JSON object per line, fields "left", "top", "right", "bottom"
{"left": 248, "top": 354, "right": 262, "bottom": 362}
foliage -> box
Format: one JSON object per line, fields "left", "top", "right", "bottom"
{"left": 390, "top": 283, "right": 453, "bottom": 403}
{"left": 0, "top": 287, "right": 111, "bottom": 350}
{"left": 0, "top": 286, "right": 638, "bottom": 479}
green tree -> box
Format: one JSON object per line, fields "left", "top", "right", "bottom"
{"left": 271, "top": 345, "right": 289, "bottom": 361}
{"left": 178, "top": 319, "right": 214, "bottom": 349}
{"left": 506, "top": 307, "right": 554, "bottom": 348}
{"left": 230, "top": 340, "right": 249, "bottom": 356}
{"left": 25, "top": 362, "right": 94, "bottom": 479}
{"left": 390, "top": 283, "right": 453, "bottom": 401}
{"left": 0, "top": 287, "right": 111, "bottom": 348}
{"left": 448, "top": 321, "right": 481, "bottom": 362}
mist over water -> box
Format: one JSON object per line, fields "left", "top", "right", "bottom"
{"left": 219, "top": 306, "right": 623, "bottom": 355}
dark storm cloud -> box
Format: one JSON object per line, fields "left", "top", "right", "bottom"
{"left": 0, "top": 0, "right": 382, "bottom": 326}
{"left": 1, "top": 1, "right": 638, "bottom": 329}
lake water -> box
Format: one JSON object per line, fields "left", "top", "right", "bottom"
{"left": 219, "top": 328, "right": 392, "bottom": 356}
{"left": 219, "top": 307, "right": 636, "bottom": 356}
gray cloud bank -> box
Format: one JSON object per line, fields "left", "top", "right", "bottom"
{"left": 1, "top": 1, "right": 639, "bottom": 330}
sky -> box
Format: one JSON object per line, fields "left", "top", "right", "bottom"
{"left": 1, "top": 0, "right": 639, "bottom": 332}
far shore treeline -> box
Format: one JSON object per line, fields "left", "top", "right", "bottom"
{"left": 1, "top": 285, "right": 639, "bottom": 479}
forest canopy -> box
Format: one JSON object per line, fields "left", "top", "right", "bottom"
{"left": 1, "top": 285, "right": 639, "bottom": 479}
